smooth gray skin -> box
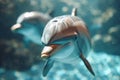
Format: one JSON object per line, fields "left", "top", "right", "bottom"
{"left": 41, "top": 14, "right": 94, "bottom": 76}
{"left": 16, "top": 11, "right": 52, "bottom": 23}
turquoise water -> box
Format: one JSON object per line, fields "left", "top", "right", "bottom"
{"left": 0, "top": 0, "right": 120, "bottom": 80}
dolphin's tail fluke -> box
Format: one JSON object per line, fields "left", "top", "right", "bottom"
{"left": 80, "top": 53, "right": 95, "bottom": 76}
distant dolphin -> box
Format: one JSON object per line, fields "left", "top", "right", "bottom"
{"left": 11, "top": 11, "right": 52, "bottom": 45}
{"left": 40, "top": 8, "right": 95, "bottom": 77}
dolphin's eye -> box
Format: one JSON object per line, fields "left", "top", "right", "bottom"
{"left": 41, "top": 42, "right": 46, "bottom": 46}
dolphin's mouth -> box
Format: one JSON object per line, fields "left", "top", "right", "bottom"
{"left": 41, "top": 44, "right": 61, "bottom": 59}
{"left": 11, "top": 23, "right": 21, "bottom": 31}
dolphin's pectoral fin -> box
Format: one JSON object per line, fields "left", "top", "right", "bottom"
{"left": 80, "top": 53, "right": 95, "bottom": 76}
{"left": 42, "top": 59, "right": 54, "bottom": 77}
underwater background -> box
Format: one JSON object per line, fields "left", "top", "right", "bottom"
{"left": 0, "top": 0, "right": 120, "bottom": 80}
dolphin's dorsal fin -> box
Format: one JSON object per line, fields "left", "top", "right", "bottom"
{"left": 71, "top": 8, "right": 77, "bottom": 16}
{"left": 47, "top": 8, "right": 54, "bottom": 17}
{"left": 80, "top": 53, "right": 95, "bottom": 76}
{"left": 42, "top": 59, "right": 54, "bottom": 77}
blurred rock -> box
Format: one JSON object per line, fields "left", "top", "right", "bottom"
{"left": 0, "top": 39, "right": 36, "bottom": 71}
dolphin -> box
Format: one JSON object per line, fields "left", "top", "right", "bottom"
{"left": 11, "top": 11, "right": 52, "bottom": 45}
{"left": 40, "top": 8, "right": 95, "bottom": 77}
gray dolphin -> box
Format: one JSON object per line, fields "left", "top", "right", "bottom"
{"left": 11, "top": 11, "right": 52, "bottom": 45}
{"left": 41, "top": 8, "right": 95, "bottom": 76}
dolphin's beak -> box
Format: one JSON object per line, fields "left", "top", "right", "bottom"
{"left": 11, "top": 23, "right": 21, "bottom": 31}
{"left": 41, "top": 44, "right": 60, "bottom": 59}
